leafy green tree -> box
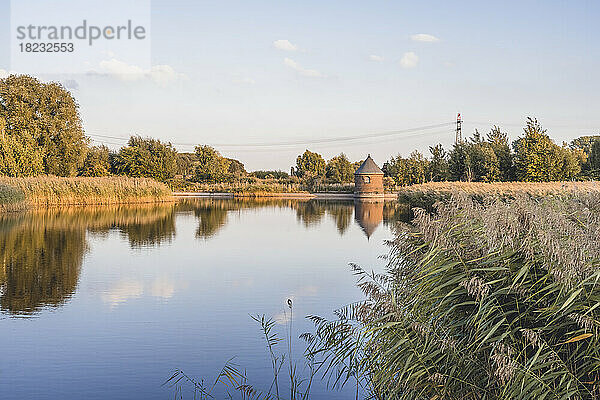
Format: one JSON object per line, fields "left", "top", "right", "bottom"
{"left": 251, "top": 170, "right": 290, "bottom": 179}
{"left": 558, "top": 145, "right": 583, "bottom": 180}
{"left": 449, "top": 131, "right": 501, "bottom": 182}
{"left": 570, "top": 135, "right": 600, "bottom": 157}
{"left": 226, "top": 158, "right": 246, "bottom": 176}
{"left": 0, "top": 116, "right": 44, "bottom": 176}
{"left": 79, "top": 145, "right": 111, "bottom": 177}
{"left": 427, "top": 144, "right": 449, "bottom": 181}
{"left": 470, "top": 142, "right": 501, "bottom": 182}
{"left": 449, "top": 142, "right": 473, "bottom": 182}
{"left": 295, "top": 150, "right": 326, "bottom": 178}
{"left": 513, "top": 118, "right": 567, "bottom": 182}
{"left": 326, "top": 153, "right": 354, "bottom": 183}
{"left": 113, "top": 136, "right": 177, "bottom": 181}
{"left": 384, "top": 151, "right": 429, "bottom": 186}
{"left": 487, "top": 126, "right": 514, "bottom": 180}
{"left": 0, "top": 74, "right": 88, "bottom": 176}
{"left": 175, "top": 153, "right": 197, "bottom": 177}
{"left": 194, "top": 145, "right": 231, "bottom": 183}
{"left": 588, "top": 140, "right": 600, "bottom": 174}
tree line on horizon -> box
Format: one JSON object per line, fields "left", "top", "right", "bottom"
{"left": 1, "top": 74, "right": 599, "bottom": 187}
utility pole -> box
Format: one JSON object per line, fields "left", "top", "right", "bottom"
{"left": 455, "top": 113, "right": 462, "bottom": 144}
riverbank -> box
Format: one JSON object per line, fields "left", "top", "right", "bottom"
{"left": 0, "top": 176, "right": 172, "bottom": 211}
{"left": 173, "top": 191, "right": 399, "bottom": 200}
{"left": 397, "top": 181, "right": 600, "bottom": 207}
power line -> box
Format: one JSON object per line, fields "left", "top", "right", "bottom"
{"left": 85, "top": 121, "right": 455, "bottom": 148}
{"left": 463, "top": 121, "right": 600, "bottom": 130}
{"left": 168, "top": 128, "right": 454, "bottom": 153}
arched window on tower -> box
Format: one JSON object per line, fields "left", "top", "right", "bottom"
{"left": 363, "top": 176, "right": 371, "bottom": 184}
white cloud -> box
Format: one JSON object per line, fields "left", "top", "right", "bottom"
{"left": 410, "top": 33, "right": 440, "bottom": 43}
{"left": 97, "top": 59, "right": 187, "bottom": 86}
{"left": 101, "top": 280, "right": 143, "bottom": 308}
{"left": 148, "top": 65, "right": 185, "bottom": 86}
{"left": 284, "top": 58, "right": 324, "bottom": 78}
{"left": 150, "top": 278, "right": 175, "bottom": 299}
{"left": 369, "top": 55, "right": 384, "bottom": 62}
{"left": 400, "top": 52, "right": 419, "bottom": 68}
{"left": 273, "top": 39, "right": 298, "bottom": 52}
{"left": 0, "top": 69, "right": 9, "bottom": 79}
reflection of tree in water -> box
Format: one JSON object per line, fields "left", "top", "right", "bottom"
{"left": 0, "top": 204, "right": 178, "bottom": 315}
{"left": 295, "top": 200, "right": 327, "bottom": 227}
{"left": 115, "top": 206, "right": 177, "bottom": 247}
{"left": 77, "top": 204, "right": 177, "bottom": 248}
{"left": 0, "top": 214, "right": 86, "bottom": 315}
{"left": 194, "top": 205, "right": 229, "bottom": 239}
{"left": 178, "top": 198, "right": 356, "bottom": 237}
{"left": 324, "top": 202, "right": 353, "bottom": 234}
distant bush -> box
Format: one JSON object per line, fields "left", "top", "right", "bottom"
{"left": 112, "top": 136, "right": 177, "bottom": 182}
{"left": 79, "top": 145, "right": 111, "bottom": 177}
{"left": 250, "top": 170, "right": 290, "bottom": 179}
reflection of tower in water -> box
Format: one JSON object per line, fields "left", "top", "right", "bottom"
{"left": 354, "top": 200, "right": 384, "bottom": 239}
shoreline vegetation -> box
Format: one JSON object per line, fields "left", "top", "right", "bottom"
{"left": 397, "top": 180, "right": 600, "bottom": 207}
{"left": 302, "top": 191, "right": 600, "bottom": 399}
{"left": 3, "top": 175, "right": 600, "bottom": 212}
{"left": 2, "top": 74, "right": 600, "bottom": 210}
{"left": 0, "top": 176, "right": 172, "bottom": 211}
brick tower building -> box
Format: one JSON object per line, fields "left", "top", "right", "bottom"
{"left": 354, "top": 155, "right": 384, "bottom": 199}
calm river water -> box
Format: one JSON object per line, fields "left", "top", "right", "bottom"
{"left": 0, "top": 198, "right": 408, "bottom": 399}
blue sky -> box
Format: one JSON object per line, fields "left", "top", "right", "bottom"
{"left": 1, "top": 0, "right": 599, "bottom": 170}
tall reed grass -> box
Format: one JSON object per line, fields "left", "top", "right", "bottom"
{"left": 397, "top": 181, "right": 600, "bottom": 207}
{"left": 306, "top": 193, "right": 600, "bottom": 399}
{"left": 0, "top": 183, "right": 27, "bottom": 212}
{"left": 0, "top": 176, "right": 172, "bottom": 208}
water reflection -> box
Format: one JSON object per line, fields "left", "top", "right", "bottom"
{"left": 178, "top": 198, "right": 357, "bottom": 238}
{"left": 0, "top": 213, "right": 86, "bottom": 315}
{"left": 0, "top": 198, "right": 410, "bottom": 316}
{"left": 178, "top": 198, "right": 409, "bottom": 240}
{"left": 0, "top": 204, "right": 177, "bottom": 315}
{"left": 354, "top": 200, "right": 384, "bottom": 239}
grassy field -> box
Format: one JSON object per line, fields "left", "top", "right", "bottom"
{"left": 0, "top": 176, "right": 172, "bottom": 210}
{"left": 397, "top": 181, "right": 600, "bottom": 207}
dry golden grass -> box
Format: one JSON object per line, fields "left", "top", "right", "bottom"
{"left": 397, "top": 181, "right": 600, "bottom": 207}
{"left": 0, "top": 176, "right": 172, "bottom": 208}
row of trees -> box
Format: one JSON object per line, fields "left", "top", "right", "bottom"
{"left": 0, "top": 74, "right": 250, "bottom": 183}
{"left": 293, "top": 150, "right": 359, "bottom": 183}
{"left": 2, "top": 74, "right": 599, "bottom": 186}
{"left": 384, "top": 118, "right": 594, "bottom": 185}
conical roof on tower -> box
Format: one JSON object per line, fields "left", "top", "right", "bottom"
{"left": 354, "top": 154, "right": 384, "bottom": 175}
